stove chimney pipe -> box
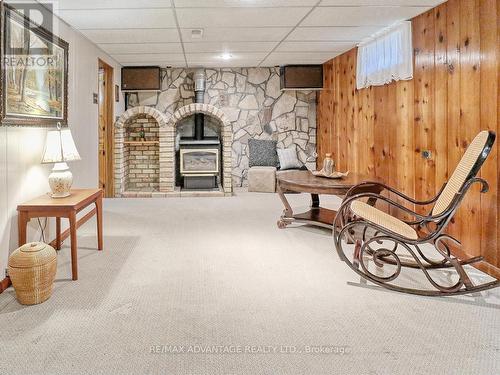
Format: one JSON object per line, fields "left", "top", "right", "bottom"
{"left": 193, "top": 69, "right": 206, "bottom": 140}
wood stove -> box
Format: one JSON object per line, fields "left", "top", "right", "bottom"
{"left": 177, "top": 69, "right": 222, "bottom": 190}
{"left": 179, "top": 140, "right": 220, "bottom": 189}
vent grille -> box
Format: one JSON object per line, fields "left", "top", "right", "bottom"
{"left": 191, "top": 29, "right": 203, "bottom": 39}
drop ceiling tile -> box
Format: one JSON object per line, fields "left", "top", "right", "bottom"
{"left": 180, "top": 27, "right": 289, "bottom": 42}
{"left": 261, "top": 56, "right": 340, "bottom": 66}
{"left": 82, "top": 29, "right": 180, "bottom": 44}
{"left": 263, "top": 51, "right": 336, "bottom": 65}
{"left": 175, "top": 7, "right": 309, "bottom": 28}
{"left": 174, "top": 0, "right": 317, "bottom": 7}
{"left": 186, "top": 52, "right": 268, "bottom": 62}
{"left": 288, "top": 26, "right": 380, "bottom": 41}
{"left": 302, "top": 6, "right": 429, "bottom": 27}
{"left": 319, "top": 0, "right": 443, "bottom": 5}
{"left": 100, "top": 43, "right": 183, "bottom": 54}
{"left": 184, "top": 41, "right": 276, "bottom": 53}
{"left": 188, "top": 60, "right": 262, "bottom": 68}
{"left": 120, "top": 61, "right": 186, "bottom": 67}
{"left": 112, "top": 53, "right": 186, "bottom": 63}
{"left": 276, "top": 41, "right": 355, "bottom": 52}
{"left": 57, "top": 9, "right": 176, "bottom": 29}
{"left": 186, "top": 52, "right": 266, "bottom": 67}
{"left": 53, "top": 0, "right": 172, "bottom": 10}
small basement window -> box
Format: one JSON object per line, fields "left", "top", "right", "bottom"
{"left": 356, "top": 21, "right": 413, "bottom": 90}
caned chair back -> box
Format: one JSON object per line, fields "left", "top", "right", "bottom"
{"left": 432, "top": 131, "right": 496, "bottom": 216}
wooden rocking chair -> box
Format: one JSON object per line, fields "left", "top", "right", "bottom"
{"left": 333, "top": 130, "right": 499, "bottom": 296}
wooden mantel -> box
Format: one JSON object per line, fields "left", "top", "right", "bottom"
{"left": 317, "top": 0, "right": 499, "bottom": 277}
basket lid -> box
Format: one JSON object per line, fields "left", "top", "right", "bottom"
{"left": 8, "top": 242, "right": 56, "bottom": 268}
{"left": 20, "top": 242, "right": 47, "bottom": 253}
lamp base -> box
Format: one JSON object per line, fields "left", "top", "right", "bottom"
{"left": 48, "top": 162, "right": 73, "bottom": 198}
{"left": 50, "top": 191, "right": 71, "bottom": 199}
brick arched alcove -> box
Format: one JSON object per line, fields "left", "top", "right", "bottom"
{"left": 162, "top": 103, "right": 232, "bottom": 194}
{"left": 114, "top": 106, "right": 168, "bottom": 197}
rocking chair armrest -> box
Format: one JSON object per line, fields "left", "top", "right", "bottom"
{"left": 464, "top": 177, "right": 489, "bottom": 193}
{"left": 340, "top": 192, "right": 429, "bottom": 222}
{"left": 345, "top": 181, "right": 446, "bottom": 206}
{"left": 425, "top": 177, "right": 490, "bottom": 222}
{"left": 387, "top": 177, "right": 490, "bottom": 223}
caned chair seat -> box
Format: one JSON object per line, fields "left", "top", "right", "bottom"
{"left": 350, "top": 200, "right": 418, "bottom": 240}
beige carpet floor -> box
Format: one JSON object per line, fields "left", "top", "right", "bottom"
{"left": 0, "top": 192, "right": 499, "bottom": 375}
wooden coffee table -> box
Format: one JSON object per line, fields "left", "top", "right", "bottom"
{"left": 276, "top": 170, "right": 382, "bottom": 229}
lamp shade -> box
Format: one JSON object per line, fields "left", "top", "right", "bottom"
{"left": 41, "top": 128, "right": 81, "bottom": 164}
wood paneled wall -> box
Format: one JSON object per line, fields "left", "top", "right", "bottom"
{"left": 317, "top": 0, "right": 499, "bottom": 277}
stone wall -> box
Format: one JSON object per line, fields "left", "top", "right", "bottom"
{"left": 125, "top": 114, "right": 160, "bottom": 191}
{"left": 128, "top": 67, "right": 317, "bottom": 187}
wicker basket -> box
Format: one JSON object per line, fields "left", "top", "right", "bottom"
{"left": 8, "top": 242, "right": 57, "bottom": 305}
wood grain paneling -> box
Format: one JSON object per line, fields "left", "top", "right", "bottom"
{"left": 479, "top": 0, "right": 498, "bottom": 270}
{"left": 317, "top": 0, "right": 499, "bottom": 277}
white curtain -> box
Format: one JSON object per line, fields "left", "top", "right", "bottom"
{"left": 356, "top": 21, "right": 413, "bottom": 90}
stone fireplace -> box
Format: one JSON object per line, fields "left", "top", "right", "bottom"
{"left": 116, "top": 67, "right": 318, "bottom": 197}
{"left": 126, "top": 68, "right": 317, "bottom": 188}
{"left": 114, "top": 104, "right": 232, "bottom": 197}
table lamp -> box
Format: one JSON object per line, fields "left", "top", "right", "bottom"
{"left": 41, "top": 123, "right": 81, "bottom": 198}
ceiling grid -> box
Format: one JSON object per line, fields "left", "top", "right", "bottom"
{"left": 40, "top": 0, "right": 446, "bottom": 67}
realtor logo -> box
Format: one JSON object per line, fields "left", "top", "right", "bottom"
{"left": 5, "top": 2, "right": 54, "bottom": 55}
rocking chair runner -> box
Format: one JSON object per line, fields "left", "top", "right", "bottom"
{"left": 333, "top": 130, "right": 500, "bottom": 296}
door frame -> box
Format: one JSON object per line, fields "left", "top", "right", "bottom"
{"left": 98, "top": 59, "right": 114, "bottom": 197}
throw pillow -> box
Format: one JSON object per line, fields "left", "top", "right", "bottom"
{"left": 277, "top": 148, "right": 302, "bottom": 170}
{"left": 248, "top": 139, "right": 278, "bottom": 167}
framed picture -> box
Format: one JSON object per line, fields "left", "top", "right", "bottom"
{"left": 0, "top": 2, "right": 69, "bottom": 127}
{"left": 115, "top": 84, "right": 120, "bottom": 102}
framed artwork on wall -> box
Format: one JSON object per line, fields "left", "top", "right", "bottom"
{"left": 0, "top": 2, "right": 69, "bottom": 127}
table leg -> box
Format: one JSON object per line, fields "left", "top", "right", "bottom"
{"left": 95, "top": 195, "right": 103, "bottom": 251}
{"left": 311, "top": 193, "right": 320, "bottom": 208}
{"left": 55, "top": 217, "right": 61, "bottom": 250}
{"left": 277, "top": 184, "right": 294, "bottom": 229}
{"left": 69, "top": 210, "right": 78, "bottom": 281}
{"left": 18, "top": 211, "right": 28, "bottom": 246}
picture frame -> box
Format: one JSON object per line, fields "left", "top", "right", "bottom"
{"left": 0, "top": 2, "right": 69, "bottom": 127}
{"left": 115, "top": 84, "right": 120, "bottom": 102}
